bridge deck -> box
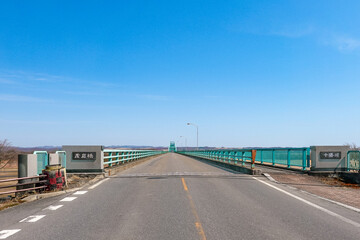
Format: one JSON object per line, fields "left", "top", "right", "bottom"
{"left": 0, "top": 153, "right": 359, "bottom": 240}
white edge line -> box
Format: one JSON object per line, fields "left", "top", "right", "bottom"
{"left": 73, "top": 191, "right": 88, "bottom": 195}
{"left": 301, "top": 190, "right": 360, "bottom": 213}
{"left": 60, "top": 197, "right": 77, "bottom": 202}
{"left": 0, "top": 229, "right": 21, "bottom": 239}
{"left": 88, "top": 178, "right": 109, "bottom": 190}
{"left": 252, "top": 177, "right": 360, "bottom": 228}
{"left": 263, "top": 173, "right": 360, "bottom": 213}
{"left": 43, "top": 205, "right": 63, "bottom": 211}
{"left": 19, "top": 215, "right": 45, "bottom": 223}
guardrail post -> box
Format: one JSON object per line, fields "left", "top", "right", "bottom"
{"left": 251, "top": 150, "right": 256, "bottom": 169}
{"left": 287, "top": 149, "right": 291, "bottom": 168}
{"left": 302, "top": 149, "right": 306, "bottom": 170}
{"left": 242, "top": 152, "right": 245, "bottom": 166}
{"left": 115, "top": 152, "right": 119, "bottom": 165}
{"left": 272, "top": 149, "right": 275, "bottom": 166}
{"left": 108, "top": 152, "right": 112, "bottom": 167}
{"left": 260, "top": 150, "right": 263, "bottom": 164}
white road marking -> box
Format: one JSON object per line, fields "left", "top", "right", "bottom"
{"left": 73, "top": 191, "right": 88, "bottom": 195}
{"left": 253, "top": 177, "right": 360, "bottom": 228}
{"left": 300, "top": 190, "right": 360, "bottom": 213}
{"left": 88, "top": 178, "right": 109, "bottom": 189}
{"left": 60, "top": 197, "right": 77, "bottom": 202}
{"left": 19, "top": 215, "right": 45, "bottom": 223}
{"left": 0, "top": 230, "right": 21, "bottom": 239}
{"left": 43, "top": 205, "right": 63, "bottom": 211}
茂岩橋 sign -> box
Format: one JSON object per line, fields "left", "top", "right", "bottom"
{"left": 72, "top": 152, "right": 96, "bottom": 160}
{"left": 320, "top": 152, "right": 341, "bottom": 159}
{"left": 63, "top": 146, "right": 104, "bottom": 173}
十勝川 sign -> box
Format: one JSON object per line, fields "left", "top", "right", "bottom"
{"left": 319, "top": 152, "right": 341, "bottom": 159}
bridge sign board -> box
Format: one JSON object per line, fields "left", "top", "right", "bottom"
{"left": 63, "top": 146, "right": 104, "bottom": 173}
{"left": 310, "top": 146, "right": 349, "bottom": 172}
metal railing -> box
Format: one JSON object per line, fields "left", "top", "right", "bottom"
{"left": 178, "top": 148, "right": 310, "bottom": 171}
{"left": 347, "top": 151, "right": 360, "bottom": 171}
{"left": 178, "top": 149, "right": 257, "bottom": 169}
{"left": 0, "top": 175, "right": 47, "bottom": 196}
{"left": 254, "top": 148, "right": 309, "bottom": 170}
{"left": 103, "top": 149, "right": 165, "bottom": 167}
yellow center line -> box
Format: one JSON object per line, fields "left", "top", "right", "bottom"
{"left": 181, "top": 177, "right": 207, "bottom": 240}
{"left": 181, "top": 177, "right": 189, "bottom": 191}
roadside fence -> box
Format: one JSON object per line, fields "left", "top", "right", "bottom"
{"left": 103, "top": 149, "right": 165, "bottom": 167}
{"left": 178, "top": 148, "right": 310, "bottom": 171}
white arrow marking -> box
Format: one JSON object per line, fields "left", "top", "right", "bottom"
{"left": 19, "top": 215, "right": 45, "bottom": 223}
{"left": 0, "top": 230, "right": 21, "bottom": 239}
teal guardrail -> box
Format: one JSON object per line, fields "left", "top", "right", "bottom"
{"left": 177, "top": 149, "right": 257, "bottom": 169}
{"left": 103, "top": 149, "right": 165, "bottom": 167}
{"left": 254, "top": 148, "right": 309, "bottom": 170}
{"left": 178, "top": 148, "right": 310, "bottom": 171}
{"left": 347, "top": 151, "right": 360, "bottom": 171}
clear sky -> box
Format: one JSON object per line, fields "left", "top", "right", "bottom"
{"left": 0, "top": 0, "right": 359, "bottom": 148}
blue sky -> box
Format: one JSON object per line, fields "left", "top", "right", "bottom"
{"left": 0, "top": 0, "right": 359, "bottom": 147}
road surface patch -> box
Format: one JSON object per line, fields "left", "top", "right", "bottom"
{"left": 253, "top": 177, "right": 360, "bottom": 228}
{"left": 0, "top": 230, "right": 21, "bottom": 239}
{"left": 60, "top": 197, "right": 77, "bottom": 202}
{"left": 19, "top": 215, "right": 45, "bottom": 223}
{"left": 43, "top": 205, "right": 63, "bottom": 211}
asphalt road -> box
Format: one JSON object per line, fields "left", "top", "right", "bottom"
{"left": 0, "top": 153, "right": 359, "bottom": 240}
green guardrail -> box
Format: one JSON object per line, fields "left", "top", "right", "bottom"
{"left": 103, "top": 149, "right": 165, "bottom": 167}
{"left": 254, "top": 148, "right": 309, "bottom": 170}
{"left": 177, "top": 149, "right": 257, "bottom": 169}
{"left": 178, "top": 148, "right": 310, "bottom": 171}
